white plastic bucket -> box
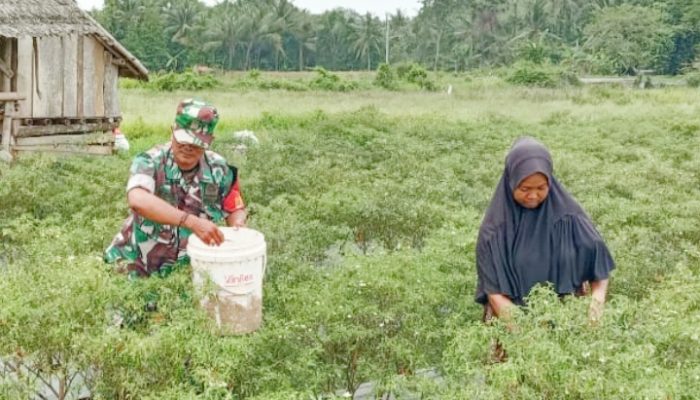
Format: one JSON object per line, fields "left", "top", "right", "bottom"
{"left": 187, "top": 227, "right": 266, "bottom": 334}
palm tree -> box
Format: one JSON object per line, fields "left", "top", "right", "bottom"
{"left": 238, "top": 2, "right": 283, "bottom": 70}
{"left": 547, "top": 0, "right": 583, "bottom": 43}
{"left": 351, "top": 13, "right": 382, "bottom": 70}
{"left": 315, "top": 9, "right": 355, "bottom": 70}
{"left": 101, "top": 0, "right": 146, "bottom": 39}
{"left": 290, "top": 10, "right": 317, "bottom": 71}
{"left": 163, "top": 0, "right": 203, "bottom": 46}
{"left": 268, "top": 0, "right": 298, "bottom": 70}
{"left": 204, "top": 1, "right": 244, "bottom": 69}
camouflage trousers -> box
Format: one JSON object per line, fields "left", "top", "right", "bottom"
{"left": 104, "top": 213, "right": 193, "bottom": 278}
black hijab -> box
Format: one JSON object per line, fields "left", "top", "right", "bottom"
{"left": 475, "top": 137, "right": 615, "bottom": 305}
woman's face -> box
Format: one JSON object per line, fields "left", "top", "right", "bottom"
{"left": 171, "top": 137, "right": 205, "bottom": 170}
{"left": 513, "top": 172, "right": 549, "bottom": 209}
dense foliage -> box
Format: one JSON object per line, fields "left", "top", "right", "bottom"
{"left": 92, "top": 0, "right": 700, "bottom": 75}
{"left": 1, "top": 78, "right": 700, "bottom": 398}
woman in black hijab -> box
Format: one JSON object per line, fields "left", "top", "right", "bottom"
{"left": 476, "top": 137, "right": 614, "bottom": 323}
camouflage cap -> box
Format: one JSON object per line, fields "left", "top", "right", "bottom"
{"left": 172, "top": 99, "right": 219, "bottom": 149}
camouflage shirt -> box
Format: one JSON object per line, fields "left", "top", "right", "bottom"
{"left": 104, "top": 143, "right": 245, "bottom": 277}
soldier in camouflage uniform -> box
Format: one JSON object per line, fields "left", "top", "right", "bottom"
{"left": 105, "top": 99, "right": 247, "bottom": 278}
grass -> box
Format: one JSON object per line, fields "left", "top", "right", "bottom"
{"left": 120, "top": 74, "right": 700, "bottom": 126}
{"left": 1, "top": 73, "right": 700, "bottom": 398}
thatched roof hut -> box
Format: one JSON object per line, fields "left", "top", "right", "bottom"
{"left": 0, "top": 0, "right": 148, "bottom": 79}
{"left": 0, "top": 0, "right": 148, "bottom": 159}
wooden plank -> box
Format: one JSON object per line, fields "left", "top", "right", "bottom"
{"left": 46, "top": 37, "right": 63, "bottom": 117}
{"left": 31, "top": 37, "right": 48, "bottom": 118}
{"left": 0, "top": 92, "right": 25, "bottom": 101}
{"left": 14, "top": 144, "right": 114, "bottom": 156}
{"left": 32, "top": 37, "right": 63, "bottom": 118}
{"left": 2, "top": 102, "right": 11, "bottom": 152}
{"left": 92, "top": 37, "right": 105, "bottom": 116}
{"left": 62, "top": 35, "right": 78, "bottom": 117}
{"left": 10, "top": 38, "right": 17, "bottom": 92}
{"left": 1, "top": 39, "right": 11, "bottom": 152}
{"left": 16, "top": 131, "right": 112, "bottom": 146}
{"left": 103, "top": 51, "right": 120, "bottom": 117}
{"left": 0, "top": 58, "right": 13, "bottom": 79}
{"left": 77, "top": 36, "right": 84, "bottom": 117}
{"left": 16, "top": 37, "right": 32, "bottom": 118}
{"left": 11, "top": 118, "right": 19, "bottom": 145}
{"left": 1, "top": 38, "right": 10, "bottom": 92}
{"left": 16, "top": 121, "right": 115, "bottom": 137}
{"left": 82, "top": 36, "right": 98, "bottom": 117}
{"left": 0, "top": 58, "right": 15, "bottom": 79}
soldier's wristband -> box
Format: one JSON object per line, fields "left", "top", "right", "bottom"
{"left": 178, "top": 212, "right": 190, "bottom": 228}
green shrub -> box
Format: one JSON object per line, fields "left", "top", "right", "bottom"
{"left": 686, "top": 72, "right": 700, "bottom": 88}
{"left": 405, "top": 64, "right": 428, "bottom": 84}
{"left": 506, "top": 62, "right": 580, "bottom": 88}
{"left": 231, "top": 75, "right": 309, "bottom": 91}
{"left": 118, "top": 78, "right": 145, "bottom": 89}
{"left": 395, "top": 63, "right": 413, "bottom": 80}
{"left": 309, "top": 67, "right": 358, "bottom": 91}
{"left": 374, "top": 63, "right": 398, "bottom": 90}
{"left": 147, "top": 71, "right": 220, "bottom": 91}
{"left": 248, "top": 68, "right": 262, "bottom": 80}
{"left": 403, "top": 64, "right": 437, "bottom": 91}
{"left": 506, "top": 63, "right": 557, "bottom": 87}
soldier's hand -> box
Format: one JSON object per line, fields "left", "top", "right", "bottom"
{"left": 186, "top": 216, "right": 224, "bottom": 246}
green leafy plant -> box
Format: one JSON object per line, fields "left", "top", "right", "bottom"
{"left": 309, "top": 67, "right": 359, "bottom": 91}
{"left": 147, "top": 71, "right": 220, "bottom": 91}
{"left": 374, "top": 63, "right": 398, "bottom": 90}
{"left": 3, "top": 83, "right": 700, "bottom": 398}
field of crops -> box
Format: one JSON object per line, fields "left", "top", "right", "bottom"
{"left": 1, "top": 74, "right": 700, "bottom": 399}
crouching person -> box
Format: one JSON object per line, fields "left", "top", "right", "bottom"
{"left": 105, "top": 99, "right": 247, "bottom": 278}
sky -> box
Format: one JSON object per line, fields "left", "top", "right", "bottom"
{"left": 76, "top": 0, "right": 423, "bottom": 17}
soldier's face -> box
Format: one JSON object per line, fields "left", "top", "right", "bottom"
{"left": 172, "top": 137, "right": 205, "bottom": 170}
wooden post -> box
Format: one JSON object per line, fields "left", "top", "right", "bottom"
{"left": 77, "top": 36, "right": 84, "bottom": 118}
{"left": 2, "top": 40, "right": 12, "bottom": 153}
{"left": 2, "top": 101, "right": 12, "bottom": 152}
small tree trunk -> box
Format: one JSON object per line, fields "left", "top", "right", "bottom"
{"left": 245, "top": 42, "right": 254, "bottom": 70}
{"left": 299, "top": 46, "right": 304, "bottom": 71}
{"left": 434, "top": 31, "right": 442, "bottom": 72}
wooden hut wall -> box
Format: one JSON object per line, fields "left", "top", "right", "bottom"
{"left": 16, "top": 34, "right": 116, "bottom": 120}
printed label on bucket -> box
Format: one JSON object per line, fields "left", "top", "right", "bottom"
{"left": 225, "top": 273, "right": 255, "bottom": 287}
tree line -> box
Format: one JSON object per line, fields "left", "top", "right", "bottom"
{"left": 94, "top": 0, "right": 700, "bottom": 75}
